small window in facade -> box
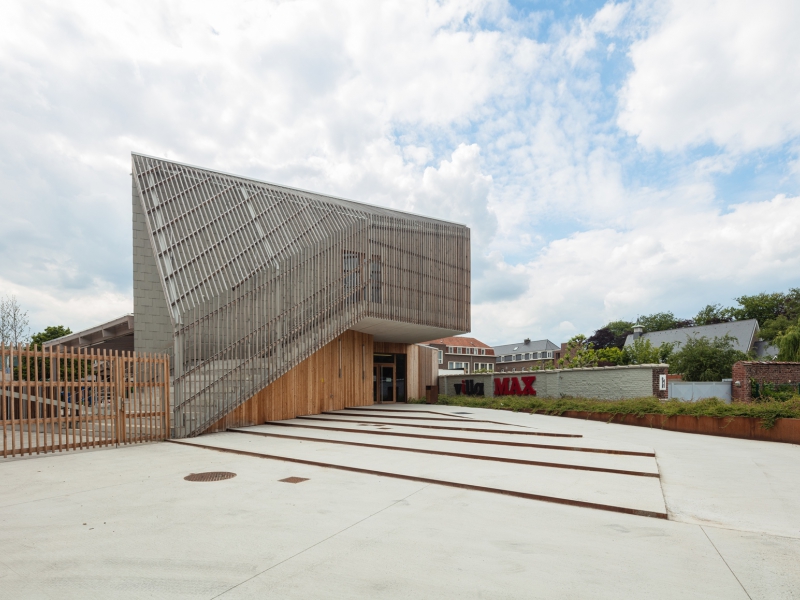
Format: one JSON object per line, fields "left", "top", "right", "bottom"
{"left": 342, "top": 251, "right": 361, "bottom": 303}
{"left": 370, "top": 256, "right": 382, "bottom": 304}
{"left": 488, "top": 364, "right": 494, "bottom": 372}
{"left": 447, "top": 346, "right": 454, "bottom": 354}
{"left": 438, "top": 350, "right": 443, "bottom": 365}
{"left": 515, "top": 354, "right": 522, "bottom": 361}
{"left": 547, "top": 351, "right": 553, "bottom": 358}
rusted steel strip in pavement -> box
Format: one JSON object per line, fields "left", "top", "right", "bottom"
{"left": 263, "top": 421, "right": 655, "bottom": 457}
{"left": 229, "top": 428, "right": 660, "bottom": 478}
{"left": 297, "top": 415, "right": 581, "bottom": 438}
{"left": 344, "top": 407, "right": 473, "bottom": 418}
{"left": 167, "top": 439, "right": 667, "bottom": 520}
{"left": 323, "top": 411, "right": 531, "bottom": 428}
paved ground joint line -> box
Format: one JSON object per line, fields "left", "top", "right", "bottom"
{"left": 297, "top": 416, "right": 582, "bottom": 437}
{"left": 700, "top": 526, "right": 753, "bottom": 600}
{"left": 211, "top": 484, "right": 431, "bottom": 599}
{"left": 265, "top": 421, "right": 654, "bottom": 456}
{"left": 230, "top": 428, "right": 660, "bottom": 478}
{"left": 169, "top": 440, "right": 668, "bottom": 520}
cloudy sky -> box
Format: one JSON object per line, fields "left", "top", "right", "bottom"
{"left": 1, "top": 0, "right": 799, "bottom": 345}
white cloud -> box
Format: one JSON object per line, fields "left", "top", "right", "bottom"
{"left": 0, "top": 0, "right": 797, "bottom": 348}
{"left": 618, "top": 0, "right": 800, "bottom": 152}
{"left": 476, "top": 193, "right": 800, "bottom": 344}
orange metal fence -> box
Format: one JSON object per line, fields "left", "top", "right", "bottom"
{"left": 1, "top": 344, "right": 170, "bottom": 458}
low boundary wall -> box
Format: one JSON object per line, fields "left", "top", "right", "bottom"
{"left": 732, "top": 361, "right": 800, "bottom": 402}
{"left": 440, "top": 365, "right": 669, "bottom": 400}
{"left": 537, "top": 411, "right": 800, "bottom": 445}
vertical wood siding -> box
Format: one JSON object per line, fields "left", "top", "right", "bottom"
{"left": 205, "top": 330, "right": 373, "bottom": 431}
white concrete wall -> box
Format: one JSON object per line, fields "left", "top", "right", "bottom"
{"left": 541, "top": 365, "right": 655, "bottom": 400}
{"left": 492, "top": 365, "right": 660, "bottom": 400}
{"left": 132, "top": 177, "right": 174, "bottom": 354}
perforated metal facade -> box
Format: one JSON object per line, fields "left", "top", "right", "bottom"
{"left": 131, "top": 154, "right": 470, "bottom": 437}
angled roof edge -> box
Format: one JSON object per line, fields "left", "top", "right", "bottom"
{"left": 131, "top": 152, "right": 467, "bottom": 228}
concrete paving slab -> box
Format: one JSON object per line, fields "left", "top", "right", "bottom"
{"left": 221, "top": 485, "right": 753, "bottom": 600}
{"left": 176, "top": 431, "right": 667, "bottom": 516}
{"left": 272, "top": 417, "right": 655, "bottom": 453}
{"left": 496, "top": 410, "right": 800, "bottom": 538}
{"left": 295, "top": 414, "right": 571, "bottom": 436}
{"left": 237, "top": 423, "right": 661, "bottom": 474}
{"left": 2, "top": 404, "right": 799, "bottom": 598}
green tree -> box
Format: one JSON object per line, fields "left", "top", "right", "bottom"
{"left": 776, "top": 323, "right": 800, "bottom": 361}
{"left": 587, "top": 320, "right": 634, "bottom": 349}
{"left": 730, "top": 292, "right": 786, "bottom": 325}
{"left": 694, "top": 303, "right": 733, "bottom": 326}
{"left": 668, "top": 335, "right": 748, "bottom": 381}
{"left": 30, "top": 325, "right": 72, "bottom": 348}
{"left": 622, "top": 338, "right": 668, "bottom": 365}
{"left": 557, "top": 335, "right": 598, "bottom": 368}
{"left": 596, "top": 346, "right": 624, "bottom": 365}
{"left": 638, "top": 312, "right": 680, "bottom": 332}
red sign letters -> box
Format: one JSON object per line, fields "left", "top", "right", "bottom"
{"left": 494, "top": 376, "right": 536, "bottom": 396}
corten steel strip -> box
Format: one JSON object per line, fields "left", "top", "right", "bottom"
{"left": 296, "top": 416, "right": 582, "bottom": 438}
{"left": 168, "top": 440, "right": 667, "bottom": 520}
{"left": 230, "top": 429, "right": 660, "bottom": 478}
{"left": 344, "top": 407, "right": 473, "bottom": 418}
{"left": 328, "top": 410, "right": 532, "bottom": 429}
{"left": 265, "top": 421, "right": 654, "bottom": 456}
{"left": 324, "top": 411, "right": 525, "bottom": 425}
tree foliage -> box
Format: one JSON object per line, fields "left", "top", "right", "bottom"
{"left": 622, "top": 338, "right": 671, "bottom": 365}
{"left": 637, "top": 312, "right": 692, "bottom": 333}
{"left": 587, "top": 320, "right": 634, "bottom": 349}
{"left": 30, "top": 325, "right": 72, "bottom": 348}
{"left": 557, "top": 335, "right": 667, "bottom": 368}
{"left": 668, "top": 335, "right": 748, "bottom": 381}
{"left": 776, "top": 322, "right": 800, "bottom": 361}
{"left": 694, "top": 303, "right": 733, "bottom": 326}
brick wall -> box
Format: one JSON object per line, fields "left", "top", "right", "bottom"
{"left": 651, "top": 366, "right": 669, "bottom": 399}
{"left": 731, "top": 361, "right": 800, "bottom": 402}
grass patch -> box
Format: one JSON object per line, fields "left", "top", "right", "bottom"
{"left": 410, "top": 395, "right": 800, "bottom": 429}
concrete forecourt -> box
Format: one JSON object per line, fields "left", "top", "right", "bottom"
{"left": 1, "top": 406, "right": 799, "bottom": 599}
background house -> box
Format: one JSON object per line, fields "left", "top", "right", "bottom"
{"left": 424, "top": 336, "right": 495, "bottom": 374}
{"left": 623, "top": 319, "right": 777, "bottom": 357}
{"left": 493, "top": 338, "right": 561, "bottom": 372}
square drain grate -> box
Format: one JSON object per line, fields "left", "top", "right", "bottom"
{"left": 279, "top": 477, "right": 309, "bottom": 484}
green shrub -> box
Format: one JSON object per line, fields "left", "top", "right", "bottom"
{"left": 410, "top": 394, "right": 800, "bottom": 429}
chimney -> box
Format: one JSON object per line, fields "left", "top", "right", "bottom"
{"left": 524, "top": 338, "right": 530, "bottom": 345}
{"left": 632, "top": 324, "right": 644, "bottom": 340}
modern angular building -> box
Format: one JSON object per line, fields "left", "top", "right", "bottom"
{"left": 131, "top": 153, "right": 470, "bottom": 437}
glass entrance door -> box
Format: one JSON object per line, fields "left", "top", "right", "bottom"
{"left": 373, "top": 365, "right": 395, "bottom": 403}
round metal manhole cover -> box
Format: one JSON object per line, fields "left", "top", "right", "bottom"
{"left": 184, "top": 472, "right": 237, "bottom": 482}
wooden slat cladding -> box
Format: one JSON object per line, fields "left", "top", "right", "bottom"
{"left": 1, "top": 344, "right": 169, "bottom": 459}
{"left": 132, "top": 154, "right": 470, "bottom": 438}
{"left": 205, "top": 330, "right": 373, "bottom": 432}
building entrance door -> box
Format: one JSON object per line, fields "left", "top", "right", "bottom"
{"left": 373, "top": 365, "right": 395, "bottom": 403}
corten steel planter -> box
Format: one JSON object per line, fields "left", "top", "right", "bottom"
{"left": 535, "top": 411, "right": 800, "bottom": 445}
